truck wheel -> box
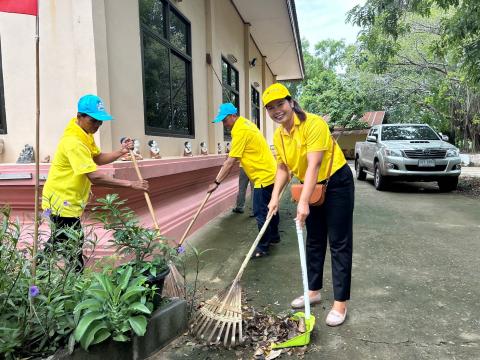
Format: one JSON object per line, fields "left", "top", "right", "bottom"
{"left": 374, "top": 162, "right": 388, "bottom": 191}
{"left": 438, "top": 177, "right": 458, "bottom": 192}
{"left": 355, "top": 158, "right": 367, "bottom": 180}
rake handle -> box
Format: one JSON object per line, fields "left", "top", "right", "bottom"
{"left": 221, "top": 183, "right": 289, "bottom": 309}
{"left": 178, "top": 191, "right": 212, "bottom": 247}
{"left": 129, "top": 150, "right": 160, "bottom": 231}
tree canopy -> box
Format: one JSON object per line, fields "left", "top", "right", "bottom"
{"left": 282, "top": 1, "right": 479, "bottom": 151}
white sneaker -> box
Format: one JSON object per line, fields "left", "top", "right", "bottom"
{"left": 325, "top": 308, "right": 347, "bottom": 326}
{"left": 290, "top": 293, "right": 322, "bottom": 309}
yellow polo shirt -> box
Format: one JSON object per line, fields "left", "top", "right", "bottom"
{"left": 229, "top": 117, "right": 276, "bottom": 188}
{"left": 42, "top": 118, "right": 100, "bottom": 217}
{"left": 273, "top": 113, "right": 346, "bottom": 183}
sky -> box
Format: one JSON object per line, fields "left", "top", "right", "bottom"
{"left": 295, "top": 0, "right": 366, "bottom": 50}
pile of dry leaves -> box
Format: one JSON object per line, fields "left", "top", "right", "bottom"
{"left": 457, "top": 176, "right": 480, "bottom": 198}
{"left": 241, "top": 305, "right": 309, "bottom": 359}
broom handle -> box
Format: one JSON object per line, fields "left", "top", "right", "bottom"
{"left": 225, "top": 182, "right": 289, "bottom": 297}
{"left": 296, "top": 220, "right": 310, "bottom": 320}
{"left": 217, "top": 183, "right": 289, "bottom": 312}
{"left": 177, "top": 192, "right": 212, "bottom": 247}
{"left": 130, "top": 150, "right": 160, "bottom": 231}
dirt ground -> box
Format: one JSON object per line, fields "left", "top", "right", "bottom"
{"left": 154, "top": 175, "right": 480, "bottom": 360}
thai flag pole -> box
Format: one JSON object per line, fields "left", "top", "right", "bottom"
{"left": 0, "top": 0, "right": 40, "bottom": 279}
{"left": 33, "top": 3, "right": 40, "bottom": 281}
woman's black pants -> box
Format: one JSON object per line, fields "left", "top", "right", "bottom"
{"left": 305, "top": 164, "right": 354, "bottom": 301}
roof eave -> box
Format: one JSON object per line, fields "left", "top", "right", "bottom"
{"left": 286, "top": 0, "right": 305, "bottom": 80}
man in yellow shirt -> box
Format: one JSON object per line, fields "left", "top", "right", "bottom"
{"left": 42, "top": 94, "right": 149, "bottom": 270}
{"left": 208, "top": 103, "right": 279, "bottom": 258}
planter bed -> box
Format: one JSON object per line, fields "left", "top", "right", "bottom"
{"left": 52, "top": 299, "right": 187, "bottom": 360}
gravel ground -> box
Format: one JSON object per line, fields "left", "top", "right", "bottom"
{"left": 457, "top": 176, "right": 480, "bottom": 198}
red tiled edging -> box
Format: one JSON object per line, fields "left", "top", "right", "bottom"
{"left": 0, "top": 155, "right": 241, "bottom": 257}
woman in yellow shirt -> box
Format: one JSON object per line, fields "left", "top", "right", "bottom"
{"left": 264, "top": 83, "right": 354, "bottom": 327}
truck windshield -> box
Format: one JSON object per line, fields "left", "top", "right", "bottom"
{"left": 381, "top": 126, "right": 440, "bottom": 141}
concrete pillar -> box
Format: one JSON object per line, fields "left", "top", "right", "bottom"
{"left": 205, "top": 0, "right": 217, "bottom": 155}
{"left": 243, "top": 23, "right": 250, "bottom": 119}
{"left": 91, "top": 0, "right": 113, "bottom": 152}
{"left": 71, "top": 0, "right": 111, "bottom": 150}
{"left": 261, "top": 56, "right": 267, "bottom": 134}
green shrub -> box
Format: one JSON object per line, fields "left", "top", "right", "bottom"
{"left": 73, "top": 265, "right": 155, "bottom": 350}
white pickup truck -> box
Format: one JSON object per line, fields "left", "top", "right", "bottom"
{"left": 355, "top": 124, "right": 462, "bottom": 191}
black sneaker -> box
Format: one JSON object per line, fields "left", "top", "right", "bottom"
{"left": 232, "top": 208, "right": 244, "bottom": 214}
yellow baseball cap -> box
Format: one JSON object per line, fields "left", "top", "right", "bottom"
{"left": 262, "top": 83, "right": 291, "bottom": 106}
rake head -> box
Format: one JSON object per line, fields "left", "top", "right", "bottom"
{"left": 163, "top": 262, "right": 186, "bottom": 299}
{"left": 190, "top": 283, "right": 243, "bottom": 347}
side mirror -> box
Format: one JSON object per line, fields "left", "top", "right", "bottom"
{"left": 441, "top": 134, "right": 449, "bottom": 142}
{"left": 366, "top": 135, "right": 377, "bottom": 143}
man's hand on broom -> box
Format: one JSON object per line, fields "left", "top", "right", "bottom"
{"left": 130, "top": 180, "right": 149, "bottom": 192}
{"left": 207, "top": 179, "right": 220, "bottom": 193}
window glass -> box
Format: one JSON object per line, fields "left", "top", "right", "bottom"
{"left": 382, "top": 126, "right": 439, "bottom": 141}
{"left": 171, "top": 53, "right": 189, "bottom": 132}
{"left": 222, "top": 61, "right": 228, "bottom": 85}
{"left": 139, "top": 0, "right": 165, "bottom": 38}
{"left": 221, "top": 57, "right": 239, "bottom": 140}
{"left": 251, "top": 86, "right": 260, "bottom": 128}
{"left": 169, "top": 9, "right": 188, "bottom": 53}
{"left": 140, "top": 0, "right": 193, "bottom": 136}
{"left": 143, "top": 33, "right": 171, "bottom": 129}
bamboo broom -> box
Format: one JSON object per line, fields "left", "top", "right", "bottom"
{"left": 129, "top": 150, "right": 182, "bottom": 284}
{"left": 129, "top": 149, "right": 218, "bottom": 299}
{"left": 163, "top": 191, "right": 212, "bottom": 298}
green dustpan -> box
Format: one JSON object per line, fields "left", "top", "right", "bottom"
{"left": 272, "top": 221, "right": 315, "bottom": 349}
{"left": 271, "top": 312, "right": 316, "bottom": 348}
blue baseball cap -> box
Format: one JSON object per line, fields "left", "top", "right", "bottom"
{"left": 213, "top": 103, "right": 237, "bottom": 123}
{"left": 77, "top": 94, "right": 114, "bottom": 121}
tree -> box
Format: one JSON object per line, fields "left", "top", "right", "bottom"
{"left": 286, "top": 39, "right": 370, "bottom": 129}
{"left": 347, "top": 0, "right": 480, "bottom": 87}
{"left": 347, "top": 3, "right": 480, "bottom": 150}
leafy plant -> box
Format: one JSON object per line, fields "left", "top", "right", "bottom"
{"left": 73, "top": 265, "right": 155, "bottom": 350}
{"left": 0, "top": 206, "right": 95, "bottom": 359}
{"left": 93, "top": 194, "right": 177, "bottom": 278}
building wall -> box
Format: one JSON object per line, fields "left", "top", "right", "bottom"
{"left": 101, "top": 0, "right": 212, "bottom": 158}
{"left": 249, "top": 36, "right": 262, "bottom": 129}
{"left": 337, "top": 133, "right": 368, "bottom": 159}
{"left": 0, "top": 0, "right": 100, "bottom": 163}
{"left": 0, "top": 0, "right": 281, "bottom": 162}
{"left": 0, "top": 0, "right": 300, "bottom": 254}
{"left": 264, "top": 69, "right": 277, "bottom": 144}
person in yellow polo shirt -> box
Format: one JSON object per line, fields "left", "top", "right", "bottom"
{"left": 264, "top": 83, "right": 354, "bottom": 327}
{"left": 42, "top": 94, "right": 149, "bottom": 270}
{"left": 207, "top": 103, "right": 279, "bottom": 258}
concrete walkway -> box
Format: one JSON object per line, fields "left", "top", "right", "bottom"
{"left": 155, "top": 176, "right": 480, "bottom": 359}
